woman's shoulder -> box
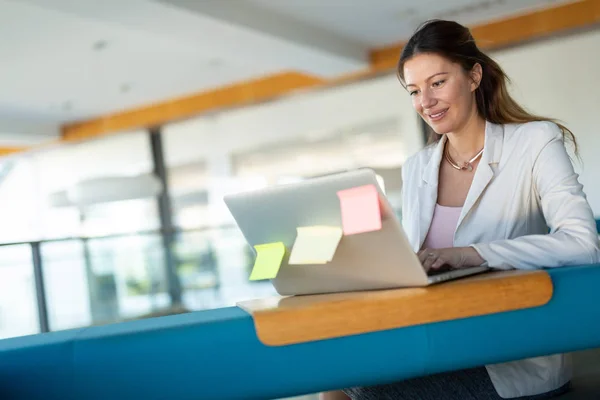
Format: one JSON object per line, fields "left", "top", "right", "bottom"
{"left": 503, "top": 120, "right": 564, "bottom": 148}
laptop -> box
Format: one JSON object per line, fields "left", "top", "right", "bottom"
{"left": 223, "top": 168, "right": 488, "bottom": 296}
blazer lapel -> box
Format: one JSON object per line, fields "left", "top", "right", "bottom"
{"left": 416, "top": 137, "right": 446, "bottom": 251}
{"left": 456, "top": 121, "right": 504, "bottom": 229}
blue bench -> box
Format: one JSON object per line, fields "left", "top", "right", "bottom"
{"left": 0, "top": 264, "right": 599, "bottom": 400}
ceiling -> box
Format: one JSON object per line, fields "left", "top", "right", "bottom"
{"left": 0, "top": 0, "right": 568, "bottom": 146}
{"left": 246, "top": 0, "right": 563, "bottom": 46}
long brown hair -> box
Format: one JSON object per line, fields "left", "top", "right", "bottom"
{"left": 397, "top": 19, "right": 577, "bottom": 152}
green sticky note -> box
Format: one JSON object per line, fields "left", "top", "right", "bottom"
{"left": 249, "top": 242, "right": 286, "bottom": 281}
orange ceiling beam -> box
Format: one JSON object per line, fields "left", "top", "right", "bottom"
{"left": 61, "top": 0, "right": 600, "bottom": 143}
{"left": 62, "top": 71, "right": 324, "bottom": 142}
{"left": 370, "top": 0, "right": 600, "bottom": 70}
{"left": 0, "top": 147, "right": 29, "bottom": 157}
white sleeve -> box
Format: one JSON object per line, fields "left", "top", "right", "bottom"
{"left": 401, "top": 162, "right": 409, "bottom": 230}
{"left": 471, "top": 124, "right": 600, "bottom": 270}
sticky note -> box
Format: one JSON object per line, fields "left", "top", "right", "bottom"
{"left": 289, "top": 226, "right": 343, "bottom": 265}
{"left": 249, "top": 242, "right": 286, "bottom": 281}
{"left": 337, "top": 184, "right": 382, "bottom": 235}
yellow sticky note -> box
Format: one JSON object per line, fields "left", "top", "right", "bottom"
{"left": 289, "top": 226, "right": 343, "bottom": 265}
{"left": 249, "top": 242, "right": 286, "bottom": 281}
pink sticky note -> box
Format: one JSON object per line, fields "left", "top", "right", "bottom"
{"left": 337, "top": 184, "right": 382, "bottom": 235}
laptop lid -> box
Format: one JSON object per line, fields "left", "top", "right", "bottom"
{"left": 224, "top": 168, "right": 430, "bottom": 295}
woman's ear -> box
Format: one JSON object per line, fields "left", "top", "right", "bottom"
{"left": 470, "top": 63, "right": 483, "bottom": 91}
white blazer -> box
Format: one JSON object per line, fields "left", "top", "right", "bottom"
{"left": 401, "top": 120, "right": 600, "bottom": 398}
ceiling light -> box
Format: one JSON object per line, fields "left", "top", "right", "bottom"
{"left": 208, "top": 58, "right": 224, "bottom": 68}
{"left": 393, "top": 7, "right": 417, "bottom": 21}
{"left": 92, "top": 40, "right": 108, "bottom": 52}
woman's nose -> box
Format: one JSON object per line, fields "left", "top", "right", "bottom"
{"left": 421, "top": 89, "right": 437, "bottom": 109}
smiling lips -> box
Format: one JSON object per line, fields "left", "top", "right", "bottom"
{"left": 427, "top": 108, "right": 448, "bottom": 122}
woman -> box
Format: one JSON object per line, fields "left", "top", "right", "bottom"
{"left": 322, "top": 19, "right": 600, "bottom": 400}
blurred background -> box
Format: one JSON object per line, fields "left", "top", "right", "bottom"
{"left": 0, "top": 0, "right": 598, "bottom": 354}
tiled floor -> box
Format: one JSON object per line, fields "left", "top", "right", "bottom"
{"left": 280, "top": 348, "right": 600, "bottom": 400}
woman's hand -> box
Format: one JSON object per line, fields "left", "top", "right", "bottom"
{"left": 418, "top": 247, "right": 485, "bottom": 272}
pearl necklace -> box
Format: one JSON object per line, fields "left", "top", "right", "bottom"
{"left": 444, "top": 146, "right": 484, "bottom": 172}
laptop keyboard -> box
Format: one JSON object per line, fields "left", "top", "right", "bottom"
{"left": 426, "top": 264, "right": 454, "bottom": 276}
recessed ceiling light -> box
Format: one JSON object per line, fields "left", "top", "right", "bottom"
{"left": 208, "top": 58, "right": 224, "bottom": 68}
{"left": 394, "top": 7, "right": 418, "bottom": 21}
{"left": 93, "top": 40, "right": 109, "bottom": 51}
{"left": 120, "top": 83, "right": 132, "bottom": 93}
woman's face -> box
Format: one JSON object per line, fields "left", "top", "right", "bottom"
{"left": 403, "top": 52, "right": 481, "bottom": 135}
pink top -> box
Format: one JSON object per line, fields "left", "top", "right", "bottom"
{"left": 422, "top": 204, "right": 462, "bottom": 249}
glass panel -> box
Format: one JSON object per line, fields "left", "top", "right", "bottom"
{"left": 86, "top": 234, "right": 170, "bottom": 322}
{"left": 0, "top": 159, "right": 39, "bottom": 243}
{"left": 43, "top": 234, "right": 170, "bottom": 330}
{"left": 175, "top": 230, "right": 220, "bottom": 310}
{"left": 0, "top": 245, "right": 39, "bottom": 339}
{"left": 81, "top": 198, "right": 160, "bottom": 237}
{"left": 176, "top": 227, "right": 276, "bottom": 311}
{"left": 42, "top": 240, "right": 92, "bottom": 331}
{"left": 167, "top": 161, "right": 211, "bottom": 230}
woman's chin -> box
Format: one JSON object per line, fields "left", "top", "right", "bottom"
{"left": 427, "top": 122, "right": 453, "bottom": 135}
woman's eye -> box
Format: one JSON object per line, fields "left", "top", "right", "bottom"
{"left": 409, "top": 90, "right": 419, "bottom": 96}
{"left": 432, "top": 80, "right": 445, "bottom": 87}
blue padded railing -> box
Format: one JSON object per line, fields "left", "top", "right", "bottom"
{"left": 0, "top": 264, "right": 600, "bottom": 400}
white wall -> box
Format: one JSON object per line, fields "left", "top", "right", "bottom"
{"left": 493, "top": 28, "right": 600, "bottom": 215}
{"left": 163, "top": 73, "right": 422, "bottom": 168}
